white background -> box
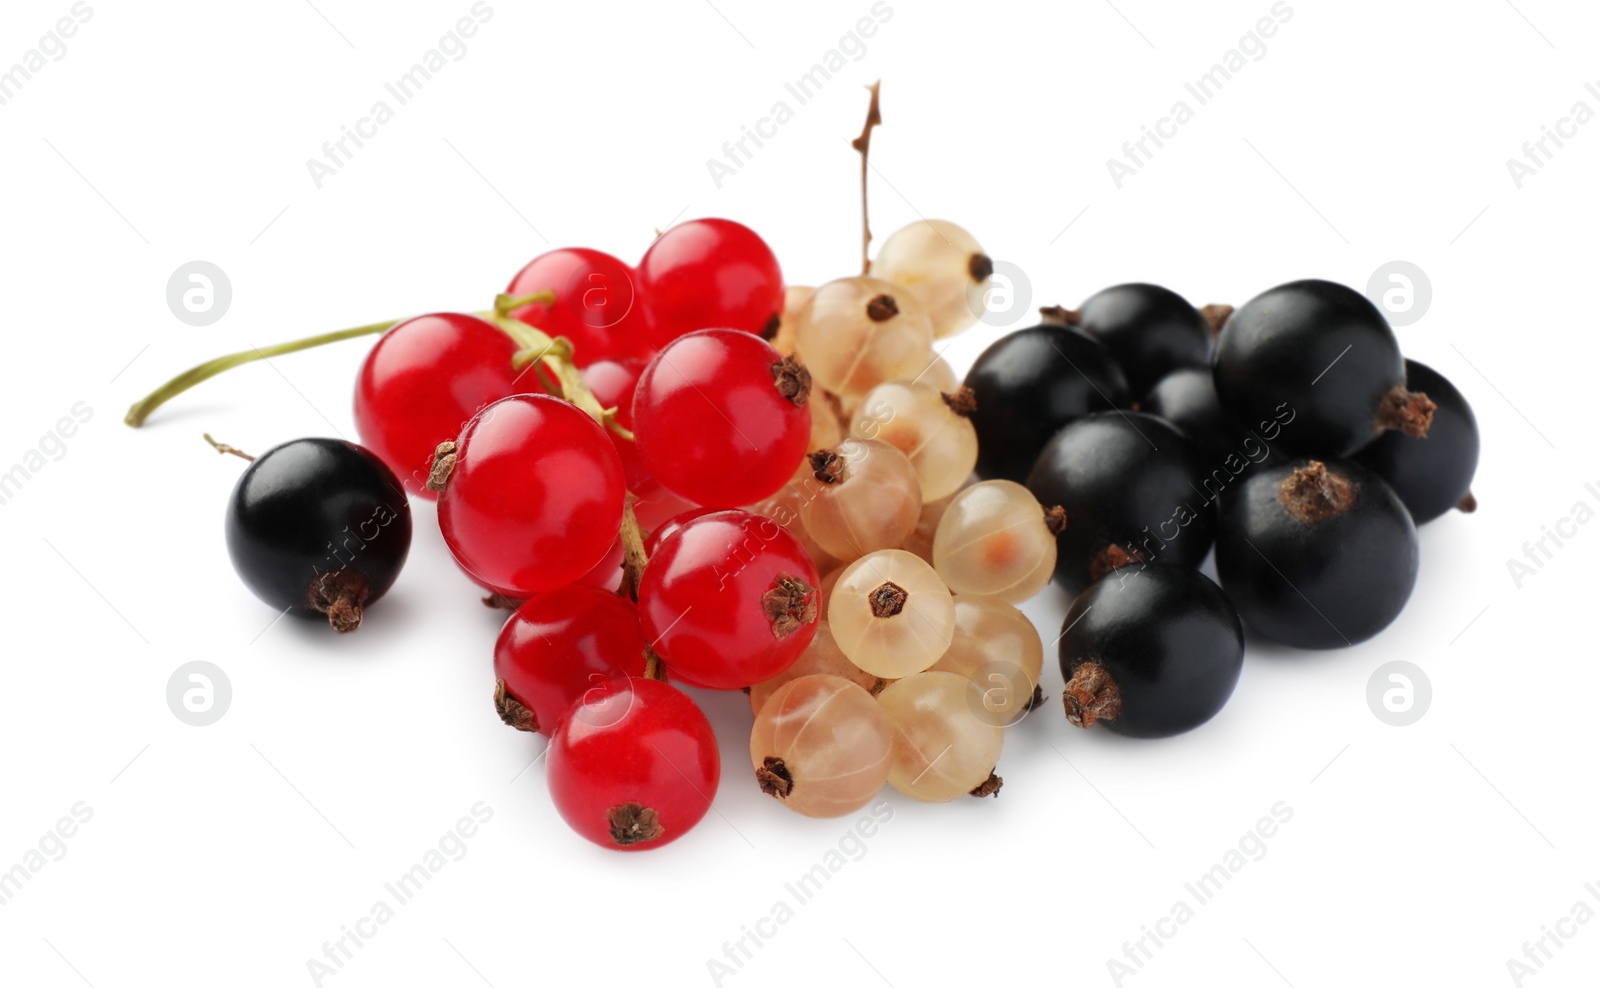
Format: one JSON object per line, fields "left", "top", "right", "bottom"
{"left": 1, "top": 0, "right": 1596, "bottom": 985}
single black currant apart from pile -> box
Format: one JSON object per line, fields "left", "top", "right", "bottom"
{"left": 224, "top": 438, "right": 412, "bottom": 633}
{"left": 964, "top": 323, "right": 1128, "bottom": 483}
{"left": 1027, "top": 411, "right": 1216, "bottom": 594}
{"left": 1355, "top": 359, "right": 1481, "bottom": 524}
{"left": 1215, "top": 458, "right": 1418, "bottom": 649}
{"left": 1058, "top": 564, "right": 1244, "bottom": 738}
{"left": 1057, "top": 283, "right": 1218, "bottom": 397}
{"left": 1213, "top": 279, "right": 1435, "bottom": 457}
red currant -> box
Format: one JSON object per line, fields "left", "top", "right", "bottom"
{"left": 574, "top": 535, "right": 626, "bottom": 591}
{"left": 644, "top": 507, "right": 720, "bottom": 555}
{"left": 353, "top": 313, "right": 520, "bottom": 496}
{"left": 493, "top": 586, "right": 649, "bottom": 735}
{"left": 636, "top": 218, "right": 784, "bottom": 347}
{"left": 633, "top": 329, "right": 811, "bottom": 508}
{"left": 505, "top": 248, "right": 652, "bottom": 365}
{"left": 638, "top": 509, "right": 820, "bottom": 690}
{"left": 436, "top": 394, "right": 625, "bottom": 597}
{"left": 580, "top": 357, "right": 658, "bottom": 496}
{"left": 546, "top": 677, "right": 720, "bottom": 851}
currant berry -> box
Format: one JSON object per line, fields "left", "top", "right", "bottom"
{"left": 900, "top": 492, "right": 954, "bottom": 566}
{"left": 807, "top": 394, "right": 844, "bottom": 452}
{"left": 637, "top": 218, "right": 784, "bottom": 346}
{"left": 1215, "top": 459, "right": 1419, "bottom": 648}
{"left": 1027, "top": 411, "right": 1216, "bottom": 594}
{"left": 920, "top": 353, "right": 960, "bottom": 394}
{"left": 492, "top": 586, "right": 649, "bottom": 735}
{"left": 435, "top": 394, "right": 625, "bottom": 597}
{"left": 1059, "top": 566, "right": 1243, "bottom": 737}
{"left": 851, "top": 381, "right": 979, "bottom": 502}
{"left": 815, "top": 565, "right": 844, "bottom": 622}
{"left": 931, "top": 479, "right": 1059, "bottom": 603}
{"left": 877, "top": 672, "right": 1004, "bottom": 802}
{"left": 1065, "top": 283, "right": 1214, "bottom": 396}
{"left": 964, "top": 323, "right": 1129, "bottom": 483}
{"left": 1214, "top": 280, "right": 1434, "bottom": 457}
{"left": 794, "top": 277, "right": 935, "bottom": 399}
{"left": 1354, "top": 359, "right": 1480, "bottom": 523}
{"left": 546, "top": 677, "right": 719, "bottom": 851}
{"left": 580, "top": 357, "right": 658, "bottom": 496}
{"left": 634, "top": 329, "right": 812, "bottom": 508}
{"left": 828, "top": 549, "right": 955, "bottom": 678}
{"left": 745, "top": 462, "right": 839, "bottom": 573}
{"left": 748, "top": 622, "right": 881, "bottom": 715}
{"left": 770, "top": 284, "right": 814, "bottom": 356}
{"left": 506, "top": 248, "right": 651, "bottom": 365}
{"left": 354, "top": 313, "right": 519, "bottom": 496}
{"left": 644, "top": 507, "right": 722, "bottom": 555}
{"left": 799, "top": 439, "right": 922, "bottom": 561}
{"left": 1142, "top": 365, "right": 1251, "bottom": 467}
{"left": 930, "top": 595, "right": 1044, "bottom": 727}
{"left": 225, "top": 438, "right": 411, "bottom": 632}
{"left": 638, "top": 510, "right": 820, "bottom": 690}
{"left": 751, "top": 675, "right": 893, "bottom": 818}
{"left": 868, "top": 219, "right": 992, "bottom": 339}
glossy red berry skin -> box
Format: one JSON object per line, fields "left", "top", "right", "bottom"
{"left": 633, "top": 329, "right": 810, "bottom": 508}
{"left": 506, "top": 248, "right": 652, "bottom": 365}
{"left": 639, "top": 510, "right": 820, "bottom": 690}
{"left": 546, "top": 677, "right": 720, "bottom": 851}
{"left": 493, "top": 586, "right": 649, "bottom": 736}
{"left": 437, "top": 394, "right": 625, "bottom": 597}
{"left": 637, "top": 218, "right": 784, "bottom": 347}
{"left": 581, "top": 358, "right": 658, "bottom": 497}
{"left": 354, "top": 313, "right": 521, "bottom": 497}
{"left": 644, "top": 507, "right": 721, "bottom": 555}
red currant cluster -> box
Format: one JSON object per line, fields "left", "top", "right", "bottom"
{"left": 445, "top": 214, "right": 1037, "bottom": 848}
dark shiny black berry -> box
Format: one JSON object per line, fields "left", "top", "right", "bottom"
{"left": 1214, "top": 280, "right": 1435, "bottom": 457}
{"left": 964, "top": 324, "right": 1129, "bottom": 483}
{"left": 225, "top": 438, "right": 412, "bottom": 633}
{"left": 1058, "top": 565, "right": 1244, "bottom": 738}
{"left": 1215, "top": 458, "right": 1418, "bottom": 649}
{"left": 1355, "top": 359, "right": 1480, "bottom": 524}
{"left": 1142, "top": 366, "right": 1247, "bottom": 466}
{"left": 1069, "top": 283, "right": 1213, "bottom": 396}
{"left": 1026, "top": 411, "right": 1216, "bottom": 595}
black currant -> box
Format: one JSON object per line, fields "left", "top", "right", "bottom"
{"left": 1213, "top": 280, "right": 1435, "bottom": 457}
{"left": 1355, "top": 359, "right": 1480, "bottom": 524}
{"left": 1142, "top": 366, "right": 1248, "bottom": 466}
{"left": 1215, "top": 459, "right": 1418, "bottom": 649}
{"left": 1058, "top": 564, "right": 1244, "bottom": 738}
{"left": 1062, "top": 283, "right": 1215, "bottom": 396}
{"left": 225, "top": 438, "right": 412, "bottom": 633}
{"left": 963, "top": 323, "right": 1129, "bottom": 483}
{"left": 1026, "top": 411, "right": 1217, "bottom": 595}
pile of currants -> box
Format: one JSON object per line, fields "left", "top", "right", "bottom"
{"left": 130, "top": 197, "right": 1478, "bottom": 854}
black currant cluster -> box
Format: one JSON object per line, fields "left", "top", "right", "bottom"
{"left": 965, "top": 279, "right": 1480, "bottom": 738}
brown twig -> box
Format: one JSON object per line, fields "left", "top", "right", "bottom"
{"left": 851, "top": 81, "right": 882, "bottom": 275}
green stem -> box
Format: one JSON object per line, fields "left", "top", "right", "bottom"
{"left": 124, "top": 319, "right": 400, "bottom": 427}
